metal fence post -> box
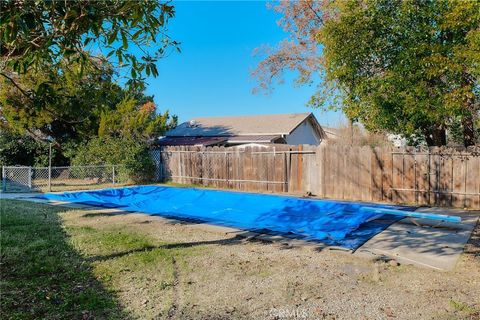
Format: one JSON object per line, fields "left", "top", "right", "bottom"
{"left": 2, "top": 166, "right": 6, "bottom": 192}
{"left": 112, "top": 165, "right": 116, "bottom": 185}
{"left": 48, "top": 166, "right": 52, "bottom": 192}
{"left": 48, "top": 142, "right": 52, "bottom": 192}
{"left": 28, "top": 166, "right": 32, "bottom": 189}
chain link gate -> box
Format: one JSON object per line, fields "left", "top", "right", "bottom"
{"left": 1, "top": 165, "right": 125, "bottom": 193}
{"left": 1, "top": 166, "right": 32, "bottom": 192}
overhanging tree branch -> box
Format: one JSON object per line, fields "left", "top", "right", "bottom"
{"left": 0, "top": 72, "right": 34, "bottom": 101}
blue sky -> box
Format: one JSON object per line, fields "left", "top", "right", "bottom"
{"left": 143, "top": 0, "right": 345, "bottom": 127}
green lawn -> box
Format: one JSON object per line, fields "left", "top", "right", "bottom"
{"left": 0, "top": 200, "right": 200, "bottom": 319}
{"left": 0, "top": 200, "right": 128, "bottom": 319}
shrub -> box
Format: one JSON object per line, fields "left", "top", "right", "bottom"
{"left": 71, "top": 137, "right": 155, "bottom": 183}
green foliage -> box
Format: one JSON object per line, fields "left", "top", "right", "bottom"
{"left": 0, "top": 58, "right": 124, "bottom": 144}
{"left": 0, "top": 0, "right": 178, "bottom": 90}
{"left": 0, "top": 0, "right": 180, "bottom": 171}
{"left": 317, "top": 0, "right": 480, "bottom": 146}
{"left": 71, "top": 136, "right": 155, "bottom": 183}
{"left": 448, "top": 118, "right": 465, "bottom": 146}
{"left": 0, "top": 57, "right": 175, "bottom": 166}
{"left": 257, "top": 0, "right": 480, "bottom": 146}
{"left": 98, "top": 97, "right": 177, "bottom": 140}
{"left": 0, "top": 129, "right": 64, "bottom": 166}
{"left": 0, "top": 0, "right": 179, "bottom": 165}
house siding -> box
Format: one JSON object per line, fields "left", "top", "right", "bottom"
{"left": 285, "top": 119, "right": 321, "bottom": 145}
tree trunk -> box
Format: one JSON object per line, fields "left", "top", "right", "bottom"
{"left": 432, "top": 127, "right": 446, "bottom": 146}
{"left": 462, "top": 114, "right": 476, "bottom": 147}
{"left": 461, "top": 73, "right": 477, "bottom": 147}
{"left": 424, "top": 128, "right": 447, "bottom": 147}
{"left": 425, "top": 127, "right": 446, "bottom": 146}
{"left": 424, "top": 132, "right": 434, "bottom": 146}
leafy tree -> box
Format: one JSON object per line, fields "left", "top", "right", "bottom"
{"left": 0, "top": 0, "right": 178, "bottom": 152}
{"left": 0, "top": 57, "right": 176, "bottom": 166}
{"left": 1, "top": 56, "right": 175, "bottom": 140}
{"left": 0, "top": 129, "right": 63, "bottom": 166}
{"left": 0, "top": 57, "right": 124, "bottom": 143}
{"left": 98, "top": 98, "right": 177, "bottom": 140}
{"left": 254, "top": 0, "right": 480, "bottom": 146}
{"left": 1, "top": 0, "right": 179, "bottom": 166}
{"left": 1, "top": 0, "right": 178, "bottom": 90}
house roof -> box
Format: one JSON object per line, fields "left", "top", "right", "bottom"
{"left": 155, "top": 136, "right": 228, "bottom": 146}
{"left": 226, "top": 135, "right": 283, "bottom": 143}
{"left": 166, "top": 113, "right": 319, "bottom": 137}
{"left": 155, "top": 135, "right": 283, "bottom": 147}
{"left": 322, "top": 126, "right": 342, "bottom": 139}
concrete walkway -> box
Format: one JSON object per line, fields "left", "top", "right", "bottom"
{"left": 1, "top": 193, "right": 40, "bottom": 200}
{"left": 2, "top": 192, "right": 478, "bottom": 271}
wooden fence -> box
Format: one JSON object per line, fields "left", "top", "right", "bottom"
{"left": 151, "top": 144, "right": 480, "bottom": 209}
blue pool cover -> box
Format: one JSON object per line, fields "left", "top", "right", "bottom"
{"left": 39, "top": 186, "right": 415, "bottom": 250}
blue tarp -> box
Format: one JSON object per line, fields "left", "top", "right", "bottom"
{"left": 39, "top": 185, "right": 415, "bottom": 250}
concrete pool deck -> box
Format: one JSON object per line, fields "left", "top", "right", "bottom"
{"left": 1, "top": 192, "right": 478, "bottom": 271}
{"left": 354, "top": 208, "right": 479, "bottom": 270}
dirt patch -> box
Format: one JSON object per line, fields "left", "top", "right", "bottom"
{"left": 167, "top": 257, "right": 180, "bottom": 319}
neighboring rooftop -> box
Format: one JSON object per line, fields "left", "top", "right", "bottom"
{"left": 166, "top": 113, "right": 318, "bottom": 137}
{"left": 322, "top": 126, "right": 343, "bottom": 139}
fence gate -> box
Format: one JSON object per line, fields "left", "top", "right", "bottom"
{"left": 2, "top": 166, "right": 32, "bottom": 192}
{"left": 1, "top": 165, "right": 124, "bottom": 193}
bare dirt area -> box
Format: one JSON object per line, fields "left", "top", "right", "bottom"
{"left": 61, "top": 205, "right": 480, "bottom": 320}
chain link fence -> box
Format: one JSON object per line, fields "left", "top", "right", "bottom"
{"left": 1, "top": 165, "right": 126, "bottom": 193}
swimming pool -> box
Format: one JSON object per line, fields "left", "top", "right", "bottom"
{"left": 40, "top": 185, "right": 415, "bottom": 250}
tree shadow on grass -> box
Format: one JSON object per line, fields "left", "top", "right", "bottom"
{"left": 0, "top": 200, "right": 131, "bottom": 320}
{"left": 85, "top": 234, "right": 247, "bottom": 263}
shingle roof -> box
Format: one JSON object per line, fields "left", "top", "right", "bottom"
{"left": 155, "top": 136, "right": 228, "bottom": 146}
{"left": 166, "top": 113, "right": 314, "bottom": 137}
{"left": 155, "top": 135, "right": 283, "bottom": 147}
{"left": 322, "top": 126, "right": 343, "bottom": 138}
{"left": 226, "top": 135, "right": 282, "bottom": 143}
